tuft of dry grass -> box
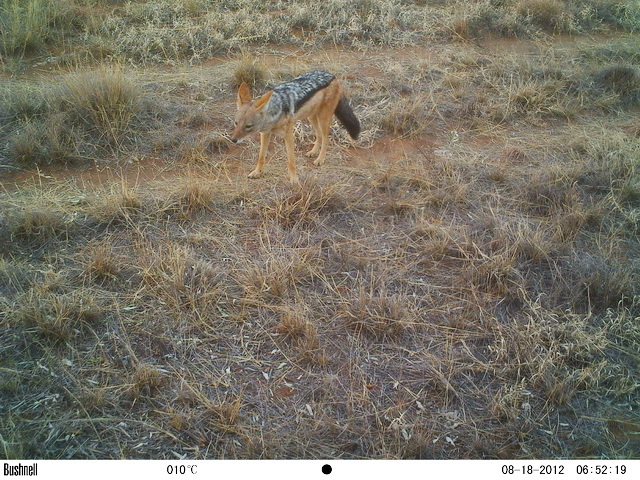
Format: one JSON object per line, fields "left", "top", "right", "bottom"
{"left": 340, "top": 282, "right": 413, "bottom": 338}
{"left": 256, "top": 179, "right": 349, "bottom": 228}
{"left": 595, "top": 65, "right": 639, "bottom": 106}
{"left": 57, "top": 68, "right": 140, "bottom": 146}
{"left": 127, "top": 363, "right": 167, "bottom": 400}
{"left": 11, "top": 288, "right": 102, "bottom": 343}
{"left": 275, "top": 306, "right": 324, "bottom": 364}
{"left": 84, "top": 242, "right": 122, "bottom": 282}
{"left": 233, "top": 58, "right": 269, "bottom": 90}
{"left": 89, "top": 186, "right": 143, "bottom": 226}
{"left": 9, "top": 208, "right": 70, "bottom": 241}
{"left": 380, "top": 95, "right": 434, "bottom": 138}
{"left": 160, "top": 177, "right": 215, "bottom": 219}
{"left": 516, "top": 0, "right": 568, "bottom": 32}
{"left": 275, "top": 307, "right": 315, "bottom": 339}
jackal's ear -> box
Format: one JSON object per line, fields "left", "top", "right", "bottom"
{"left": 237, "top": 82, "right": 251, "bottom": 105}
{"left": 254, "top": 90, "right": 273, "bottom": 111}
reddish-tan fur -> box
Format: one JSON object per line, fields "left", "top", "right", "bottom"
{"left": 231, "top": 79, "right": 345, "bottom": 184}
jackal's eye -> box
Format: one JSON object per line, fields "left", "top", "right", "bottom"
{"left": 245, "top": 123, "right": 253, "bottom": 130}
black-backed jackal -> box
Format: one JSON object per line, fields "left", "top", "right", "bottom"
{"left": 231, "top": 70, "right": 360, "bottom": 183}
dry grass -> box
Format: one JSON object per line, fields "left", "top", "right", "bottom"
{"left": 0, "top": 0, "right": 76, "bottom": 57}
{"left": 58, "top": 68, "right": 140, "bottom": 145}
{"left": 232, "top": 58, "right": 269, "bottom": 90}
{"left": 1, "top": 0, "right": 639, "bottom": 462}
{"left": 1, "top": 68, "right": 154, "bottom": 168}
{"left": 516, "top": 0, "right": 568, "bottom": 32}
{"left": 1, "top": 0, "right": 638, "bottom": 68}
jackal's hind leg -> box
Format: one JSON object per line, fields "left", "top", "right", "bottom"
{"left": 313, "top": 110, "right": 332, "bottom": 167}
{"left": 305, "top": 115, "right": 321, "bottom": 158}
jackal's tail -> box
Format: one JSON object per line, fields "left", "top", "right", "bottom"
{"left": 334, "top": 97, "right": 360, "bottom": 140}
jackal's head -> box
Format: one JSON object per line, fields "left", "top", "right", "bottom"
{"left": 230, "top": 82, "right": 273, "bottom": 143}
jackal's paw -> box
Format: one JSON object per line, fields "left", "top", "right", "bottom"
{"left": 305, "top": 148, "right": 319, "bottom": 158}
{"left": 289, "top": 174, "right": 300, "bottom": 184}
{"left": 313, "top": 158, "right": 325, "bottom": 167}
{"left": 248, "top": 169, "right": 262, "bottom": 179}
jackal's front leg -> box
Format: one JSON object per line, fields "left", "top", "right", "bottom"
{"left": 248, "top": 132, "right": 271, "bottom": 179}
